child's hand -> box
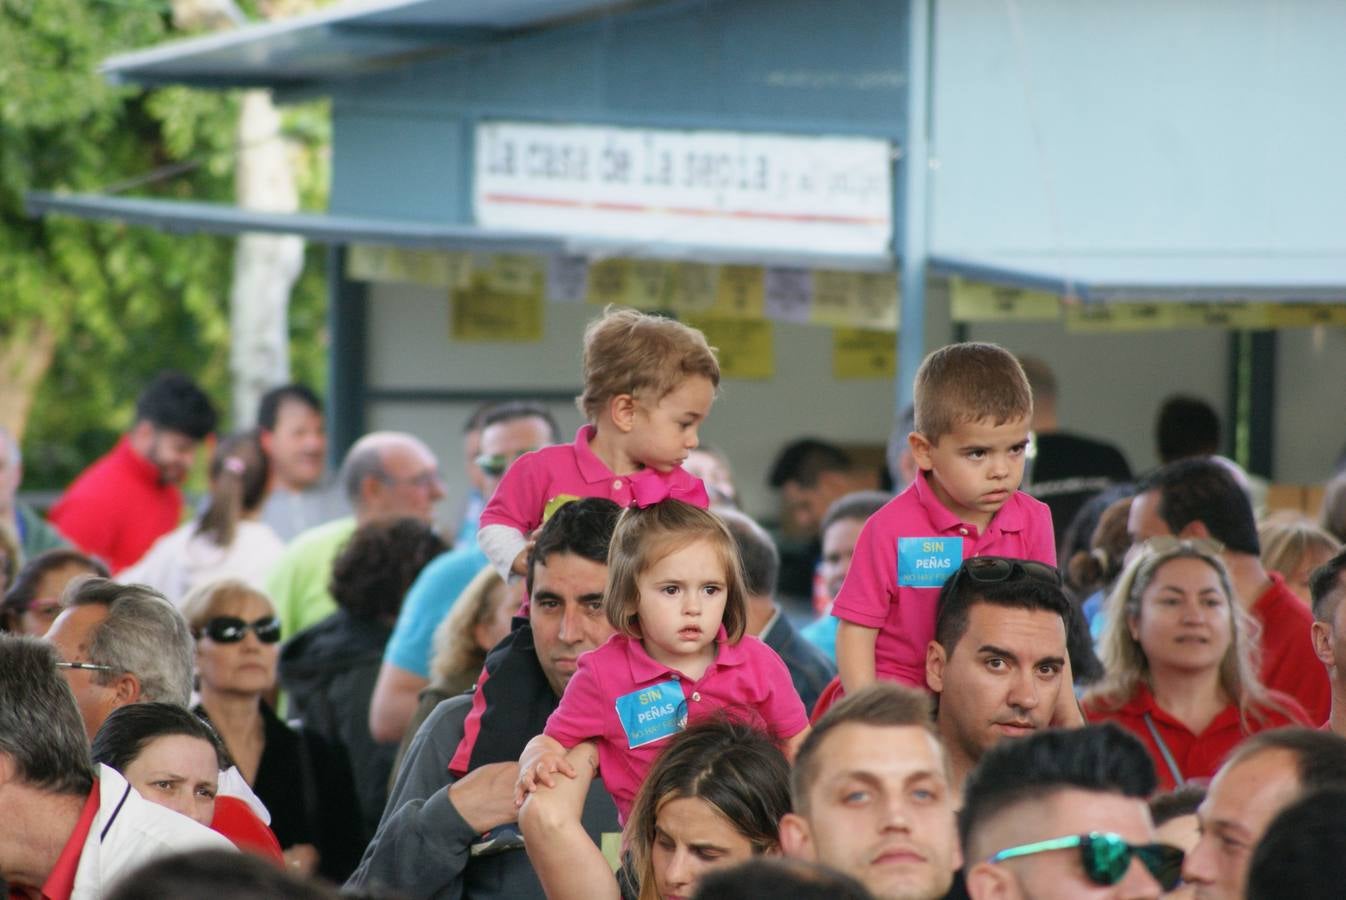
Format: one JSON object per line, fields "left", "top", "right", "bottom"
{"left": 514, "top": 750, "right": 576, "bottom": 806}
{"left": 510, "top": 542, "right": 534, "bottom": 577}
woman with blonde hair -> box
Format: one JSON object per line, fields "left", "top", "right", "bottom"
{"left": 1258, "top": 512, "right": 1340, "bottom": 605}
{"left": 1084, "top": 538, "right": 1308, "bottom": 789}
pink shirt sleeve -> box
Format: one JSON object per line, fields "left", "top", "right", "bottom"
{"left": 479, "top": 450, "right": 550, "bottom": 534}
{"left": 830, "top": 513, "right": 896, "bottom": 629}
{"left": 543, "top": 653, "right": 610, "bottom": 749}
{"left": 744, "top": 639, "right": 809, "bottom": 738}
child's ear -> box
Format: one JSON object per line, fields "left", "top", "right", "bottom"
{"left": 609, "top": 393, "right": 637, "bottom": 434}
{"left": 908, "top": 431, "right": 935, "bottom": 472}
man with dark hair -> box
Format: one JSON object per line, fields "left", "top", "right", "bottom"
{"left": 1312, "top": 548, "right": 1346, "bottom": 735}
{"left": 50, "top": 371, "right": 217, "bottom": 572}
{"left": 348, "top": 498, "right": 621, "bottom": 899}
{"left": 925, "top": 557, "right": 1074, "bottom": 793}
{"left": 1154, "top": 395, "right": 1221, "bottom": 464}
{"left": 719, "top": 509, "right": 835, "bottom": 712}
{"left": 369, "top": 402, "right": 560, "bottom": 743}
{"left": 780, "top": 683, "right": 958, "bottom": 900}
{"left": 256, "top": 384, "right": 349, "bottom": 541}
{"left": 1245, "top": 787, "right": 1346, "bottom": 900}
{"left": 1129, "top": 457, "right": 1329, "bottom": 722}
{"left": 0, "top": 635, "right": 232, "bottom": 896}
{"left": 693, "top": 858, "right": 875, "bottom": 900}
{"left": 962, "top": 724, "right": 1172, "bottom": 899}
{"left": 768, "top": 438, "right": 861, "bottom": 539}
{"left": 1181, "top": 727, "right": 1346, "bottom": 899}
{"left": 44, "top": 577, "right": 195, "bottom": 738}
{"left": 266, "top": 430, "right": 446, "bottom": 642}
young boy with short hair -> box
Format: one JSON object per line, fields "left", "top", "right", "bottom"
{"left": 834, "top": 342, "right": 1056, "bottom": 691}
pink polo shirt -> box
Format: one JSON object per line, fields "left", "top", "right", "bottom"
{"left": 480, "top": 425, "right": 708, "bottom": 535}
{"left": 832, "top": 470, "right": 1056, "bottom": 687}
{"left": 543, "top": 628, "right": 808, "bottom": 823}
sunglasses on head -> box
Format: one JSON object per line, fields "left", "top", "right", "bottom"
{"left": 1139, "top": 536, "right": 1224, "bottom": 556}
{"left": 989, "top": 832, "right": 1184, "bottom": 891}
{"left": 952, "top": 556, "right": 1063, "bottom": 588}
{"left": 198, "top": 616, "right": 282, "bottom": 644}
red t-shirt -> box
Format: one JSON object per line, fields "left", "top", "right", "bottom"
{"left": 1085, "top": 683, "right": 1308, "bottom": 791}
{"left": 48, "top": 437, "right": 182, "bottom": 573}
{"left": 7, "top": 784, "right": 100, "bottom": 900}
{"left": 1253, "top": 573, "right": 1331, "bottom": 725}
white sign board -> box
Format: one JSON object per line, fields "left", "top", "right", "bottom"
{"left": 474, "top": 121, "right": 893, "bottom": 258}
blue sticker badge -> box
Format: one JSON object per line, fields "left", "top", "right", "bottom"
{"left": 615, "top": 680, "right": 687, "bottom": 749}
{"left": 897, "top": 537, "right": 964, "bottom": 588}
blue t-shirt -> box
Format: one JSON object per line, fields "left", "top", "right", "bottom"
{"left": 384, "top": 543, "right": 491, "bottom": 678}
{"left": 799, "top": 614, "right": 839, "bottom": 664}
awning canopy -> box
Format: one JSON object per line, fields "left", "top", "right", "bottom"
{"left": 25, "top": 191, "right": 894, "bottom": 271}
{"left": 929, "top": 252, "right": 1346, "bottom": 303}
{"left": 100, "top": 0, "right": 653, "bottom": 91}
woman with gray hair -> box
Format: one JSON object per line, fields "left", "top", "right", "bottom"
{"left": 1084, "top": 538, "right": 1308, "bottom": 789}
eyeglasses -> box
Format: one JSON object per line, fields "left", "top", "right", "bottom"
{"left": 474, "top": 449, "right": 540, "bottom": 479}
{"left": 379, "top": 470, "right": 443, "bottom": 491}
{"left": 197, "top": 616, "right": 282, "bottom": 644}
{"left": 952, "top": 556, "right": 1063, "bottom": 588}
{"left": 55, "top": 660, "right": 115, "bottom": 673}
{"left": 989, "top": 832, "right": 1184, "bottom": 891}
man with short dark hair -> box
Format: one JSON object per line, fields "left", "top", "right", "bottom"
{"left": 0, "top": 635, "right": 232, "bottom": 896}
{"left": 719, "top": 508, "right": 836, "bottom": 712}
{"left": 1312, "top": 548, "right": 1346, "bottom": 734}
{"left": 1128, "top": 457, "right": 1329, "bottom": 722}
{"left": 266, "top": 430, "right": 447, "bottom": 640}
{"left": 348, "top": 498, "right": 621, "bottom": 899}
{"left": 1181, "top": 727, "right": 1346, "bottom": 899}
{"left": 768, "top": 438, "right": 862, "bottom": 540}
{"left": 925, "top": 558, "right": 1074, "bottom": 794}
{"left": 50, "top": 371, "right": 217, "bottom": 572}
{"left": 44, "top": 577, "right": 194, "bottom": 739}
{"left": 369, "top": 402, "right": 560, "bottom": 742}
{"left": 962, "top": 724, "right": 1172, "bottom": 899}
{"left": 256, "top": 384, "right": 348, "bottom": 541}
{"left": 780, "top": 683, "right": 959, "bottom": 900}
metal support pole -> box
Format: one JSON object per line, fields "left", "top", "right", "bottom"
{"left": 326, "top": 245, "right": 368, "bottom": 466}
{"left": 897, "top": 0, "right": 933, "bottom": 415}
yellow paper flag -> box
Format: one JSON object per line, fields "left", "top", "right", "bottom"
{"left": 710, "top": 265, "right": 766, "bottom": 319}
{"left": 833, "top": 328, "right": 896, "bottom": 379}
{"left": 451, "top": 279, "right": 544, "bottom": 342}
{"left": 951, "top": 279, "right": 1061, "bottom": 322}
{"left": 684, "top": 316, "right": 774, "bottom": 379}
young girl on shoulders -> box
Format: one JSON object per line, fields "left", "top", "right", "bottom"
{"left": 516, "top": 500, "right": 810, "bottom": 822}
{"left": 478, "top": 307, "right": 720, "bottom": 579}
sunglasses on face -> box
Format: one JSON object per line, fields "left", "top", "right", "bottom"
{"left": 989, "top": 832, "right": 1184, "bottom": 891}
{"left": 198, "top": 616, "right": 282, "bottom": 644}
{"left": 474, "top": 449, "right": 540, "bottom": 479}
{"left": 953, "top": 556, "right": 1063, "bottom": 588}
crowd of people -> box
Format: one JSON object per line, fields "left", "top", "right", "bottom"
{"left": 4, "top": 307, "right": 1346, "bottom": 899}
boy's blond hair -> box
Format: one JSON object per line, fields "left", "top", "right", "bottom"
{"left": 912, "top": 342, "right": 1033, "bottom": 442}
{"left": 577, "top": 307, "right": 721, "bottom": 421}
{"left": 603, "top": 501, "right": 747, "bottom": 644}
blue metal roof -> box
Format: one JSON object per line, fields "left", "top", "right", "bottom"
{"left": 101, "top": 0, "right": 655, "bottom": 90}
{"left": 24, "top": 191, "right": 893, "bottom": 272}
{"left": 929, "top": 252, "right": 1346, "bottom": 303}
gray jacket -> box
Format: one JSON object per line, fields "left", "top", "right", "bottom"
{"left": 346, "top": 693, "right": 619, "bottom": 900}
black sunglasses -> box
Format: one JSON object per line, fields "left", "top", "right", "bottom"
{"left": 198, "top": 616, "right": 282, "bottom": 644}
{"left": 989, "top": 832, "right": 1184, "bottom": 891}
{"left": 952, "top": 556, "right": 1062, "bottom": 588}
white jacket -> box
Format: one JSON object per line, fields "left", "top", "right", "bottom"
{"left": 71, "top": 765, "right": 235, "bottom": 899}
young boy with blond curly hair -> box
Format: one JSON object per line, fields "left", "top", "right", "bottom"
{"left": 478, "top": 307, "right": 720, "bottom": 579}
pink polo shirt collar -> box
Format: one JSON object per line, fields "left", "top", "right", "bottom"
{"left": 912, "top": 469, "right": 1026, "bottom": 536}
{"left": 622, "top": 626, "right": 745, "bottom": 684}
{"left": 571, "top": 425, "right": 618, "bottom": 486}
